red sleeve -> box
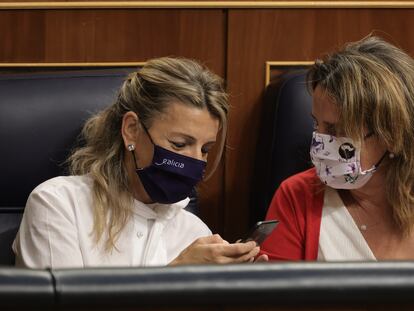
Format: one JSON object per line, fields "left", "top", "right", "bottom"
{"left": 259, "top": 169, "right": 324, "bottom": 261}
{"left": 260, "top": 182, "right": 305, "bottom": 260}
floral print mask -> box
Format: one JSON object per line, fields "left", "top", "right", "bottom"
{"left": 310, "top": 132, "right": 378, "bottom": 189}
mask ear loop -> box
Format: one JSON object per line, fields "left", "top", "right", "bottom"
{"left": 362, "top": 131, "right": 388, "bottom": 171}
{"left": 139, "top": 119, "right": 156, "bottom": 145}
{"left": 372, "top": 152, "right": 388, "bottom": 170}
{"left": 127, "top": 118, "right": 154, "bottom": 171}
{"left": 138, "top": 119, "right": 157, "bottom": 169}
{"left": 127, "top": 144, "right": 144, "bottom": 171}
{"left": 361, "top": 150, "right": 388, "bottom": 174}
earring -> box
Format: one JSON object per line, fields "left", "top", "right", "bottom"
{"left": 389, "top": 152, "right": 395, "bottom": 159}
{"left": 127, "top": 144, "right": 135, "bottom": 151}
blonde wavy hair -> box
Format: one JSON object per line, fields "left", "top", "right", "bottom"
{"left": 69, "top": 57, "right": 228, "bottom": 251}
{"left": 307, "top": 36, "right": 414, "bottom": 235}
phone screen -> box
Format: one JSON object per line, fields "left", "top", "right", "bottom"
{"left": 240, "top": 220, "right": 279, "bottom": 245}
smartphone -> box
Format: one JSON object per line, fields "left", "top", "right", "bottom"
{"left": 239, "top": 220, "right": 279, "bottom": 245}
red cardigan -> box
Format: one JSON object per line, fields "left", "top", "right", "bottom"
{"left": 260, "top": 168, "right": 325, "bottom": 260}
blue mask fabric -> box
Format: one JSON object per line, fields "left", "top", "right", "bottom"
{"left": 131, "top": 124, "right": 206, "bottom": 204}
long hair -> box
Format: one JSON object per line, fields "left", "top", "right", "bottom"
{"left": 307, "top": 36, "right": 414, "bottom": 235}
{"left": 68, "top": 57, "right": 228, "bottom": 250}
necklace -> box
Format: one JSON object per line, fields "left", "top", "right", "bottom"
{"left": 354, "top": 200, "right": 382, "bottom": 232}
{"left": 350, "top": 203, "right": 368, "bottom": 231}
{"left": 354, "top": 208, "right": 381, "bottom": 231}
{"left": 339, "top": 190, "right": 380, "bottom": 232}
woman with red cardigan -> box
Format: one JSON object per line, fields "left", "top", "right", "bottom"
{"left": 261, "top": 36, "right": 414, "bottom": 261}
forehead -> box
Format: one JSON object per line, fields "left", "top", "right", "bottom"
{"left": 312, "top": 85, "right": 339, "bottom": 123}
{"left": 152, "top": 101, "right": 220, "bottom": 139}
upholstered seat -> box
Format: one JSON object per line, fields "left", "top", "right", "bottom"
{"left": 250, "top": 70, "right": 314, "bottom": 224}
{"left": 0, "top": 68, "right": 134, "bottom": 265}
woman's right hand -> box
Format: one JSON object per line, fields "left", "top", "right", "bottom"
{"left": 169, "top": 234, "right": 260, "bottom": 266}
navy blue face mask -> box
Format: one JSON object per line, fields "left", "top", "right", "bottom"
{"left": 130, "top": 124, "right": 207, "bottom": 204}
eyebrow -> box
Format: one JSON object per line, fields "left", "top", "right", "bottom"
{"left": 170, "top": 132, "right": 216, "bottom": 144}
{"left": 311, "top": 114, "right": 336, "bottom": 127}
{"left": 170, "top": 132, "right": 195, "bottom": 142}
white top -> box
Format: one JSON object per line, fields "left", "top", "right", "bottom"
{"left": 317, "top": 187, "right": 377, "bottom": 261}
{"left": 13, "top": 175, "right": 211, "bottom": 269}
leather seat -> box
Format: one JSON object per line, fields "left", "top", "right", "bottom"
{"left": 0, "top": 69, "right": 131, "bottom": 208}
{"left": 250, "top": 71, "right": 314, "bottom": 224}
{"left": 51, "top": 262, "right": 414, "bottom": 308}
{"left": 0, "top": 268, "right": 54, "bottom": 307}
{"left": 1, "top": 262, "right": 414, "bottom": 308}
{"left": 0, "top": 68, "right": 134, "bottom": 265}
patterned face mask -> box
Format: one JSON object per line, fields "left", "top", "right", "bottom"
{"left": 310, "top": 132, "right": 384, "bottom": 189}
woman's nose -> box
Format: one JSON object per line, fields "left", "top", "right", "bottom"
{"left": 189, "top": 146, "right": 205, "bottom": 161}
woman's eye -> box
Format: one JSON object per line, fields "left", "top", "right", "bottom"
{"left": 170, "top": 141, "right": 186, "bottom": 149}
{"left": 201, "top": 148, "right": 209, "bottom": 155}
{"left": 327, "top": 128, "right": 337, "bottom": 136}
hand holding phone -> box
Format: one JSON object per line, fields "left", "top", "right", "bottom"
{"left": 239, "top": 220, "right": 279, "bottom": 245}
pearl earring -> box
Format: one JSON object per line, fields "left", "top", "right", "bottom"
{"left": 389, "top": 152, "right": 395, "bottom": 159}
{"left": 127, "top": 144, "right": 135, "bottom": 151}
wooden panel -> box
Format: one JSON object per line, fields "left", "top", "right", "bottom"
{"left": 0, "top": 9, "right": 226, "bottom": 234}
{"left": 3, "top": 1, "right": 414, "bottom": 9}
{"left": 226, "top": 8, "right": 414, "bottom": 241}
{"left": 0, "top": 9, "right": 225, "bottom": 63}
{"left": 0, "top": 11, "right": 46, "bottom": 61}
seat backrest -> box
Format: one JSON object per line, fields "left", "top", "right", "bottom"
{"left": 250, "top": 70, "right": 314, "bottom": 224}
{"left": 0, "top": 68, "right": 133, "bottom": 265}
{"left": 0, "top": 209, "right": 24, "bottom": 265}
{"left": 0, "top": 69, "right": 134, "bottom": 208}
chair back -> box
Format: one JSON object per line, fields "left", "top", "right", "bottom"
{"left": 0, "top": 68, "right": 133, "bottom": 265}
{"left": 250, "top": 71, "right": 314, "bottom": 223}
